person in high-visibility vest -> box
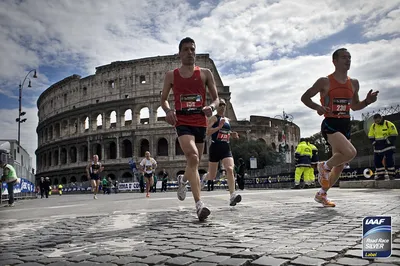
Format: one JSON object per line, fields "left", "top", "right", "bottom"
{"left": 306, "top": 139, "right": 319, "bottom": 188}
{"left": 0, "top": 159, "right": 19, "bottom": 207}
{"left": 368, "top": 113, "right": 398, "bottom": 180}
{"left": 293, "top": 138, "right": 313, "bottom": 189}
{"left": 58, "top": 184, "right": 63, "bottom": 196}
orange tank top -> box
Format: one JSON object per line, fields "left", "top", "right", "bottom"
{"left": 320, "top": 74, "right": 354, "bottom": 119}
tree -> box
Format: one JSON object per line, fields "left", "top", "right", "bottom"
{"left": 308, "top": 132, "right": 331, "bottom": 161}
{"left": 230, "top": 138, "right": 280, "bottom": 169}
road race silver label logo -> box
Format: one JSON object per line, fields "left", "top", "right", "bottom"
{"left": 362, "top": 216, "right": 392, "bottom": 258}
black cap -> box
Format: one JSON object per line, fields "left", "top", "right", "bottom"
{"left": 373, "top": 114, "right": 382, "bottom": 119}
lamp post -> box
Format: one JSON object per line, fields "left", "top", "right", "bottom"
{"left": 16, "top": 69, "right": 37, "bottom": 150}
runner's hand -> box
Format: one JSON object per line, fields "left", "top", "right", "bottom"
{"left": 219, "top": 118, "right": 226, "bottom": 128}
{"left": 232, "top": 132, "right": 239, "bottom": 139}
{"left": 202, "top": 106, "right": 213, "bottom": 117}
{"left": 366, "top": 89, "right": 379, "bottom": 104}
{"left": 316, "top": 105, "right": 331, "bottom": 116}
{"left": 165, "top": 109, "right": 177, "bottom": 125}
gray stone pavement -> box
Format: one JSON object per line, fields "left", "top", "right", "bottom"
{"left": 0, "top": 188, "right": 399, "bottom": 266}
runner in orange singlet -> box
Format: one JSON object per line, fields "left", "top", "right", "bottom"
{"left": 160, "top": 37, "right": 219, "bottom": 221}
{"left": 301, "top": 48, "right": 379, "bottom": 207}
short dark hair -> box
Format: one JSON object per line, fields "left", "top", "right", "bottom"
{"left": 179, "top": 37, "right": 195, "bottom": 52}
{"left": 373, "top": 113, "right": 382, "bottom": 119}
{"left": 332, "top": 48, "right": 348, "bottom": 61}
{"left": 300, "top": 138, "right": 306, "bottom": 142}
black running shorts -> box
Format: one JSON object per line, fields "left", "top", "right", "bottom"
{"left": 209, "top": 142, "right": 232, "bottom": 162}
{"left": 144, "top": 173, "right": 153, "bottom": 178}
{"left": 176, "top": 125, "right": 206, "bottom": 143}
{"left": 321, "top": 117, "right": 351, "bottom": 143}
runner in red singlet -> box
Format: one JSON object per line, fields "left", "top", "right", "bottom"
{"left": 160, "top": 37, "right": 219, "bottom": 221}
{"left": 301, "top": 48, "right": 379, "bottom": 207}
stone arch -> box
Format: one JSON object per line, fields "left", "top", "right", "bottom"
{"left": 70, "top": 146, "right": 77, "bottom": 163}
{"left": 44, "top": 128, "right": 48, "bottom": 142}
{"left": 61, "top": 177, "right": 67, "bottom": 184}
{"left": 49, "top": 125, "right": 53, "bottom": 140}
{"left": 157, "top": 138, "right": 168, "bottom": 156}
{"left": 48, "top": 152, "right": 52, "bottom": 167}
{"left": 61, "top": 120, "right": 68, "bottom": 137}
{"left": 107, "top": 173, "right": 116, "bottom": 180}
{"left": 139, "top": 107, "right": 150, "bottom": 125}
{"left": 53, "top": 178, "right": 59, "bottom": 185}
{"left": 175, "top": 138, "right": 184, "bottom": 156}
{"left": 140, "top": 139, "right": 150, "bottom": 157}
{"left": 55, "top": 123, "right": 61, "bottom": 138}
{"left": 92, "top": 143, "right": 102, "bottom": 160}
{"left": 53, "top": 150, "right": 59, "bottom": 165}
{"left": 123, "top": 109, "right": 132, "bottom": 126}
{"left": 70, "top": 118, "right": 78, "bottom": 134}
{"left": 70, "top": 176, "right": 77, "bottom": 183}
{"left": 156, "top": 106, "right": 166, "bottom": 122}
{"left": 258, "top": 138, "right": 266, "bottom": 143}
{"left": 81, "top": 116, "right": 90, "bottom": 133}
{"left": 121, "top": 172, "right": 133, "bottom": 182}
{"left": 60, "top": 148, "right": 67, "bottom": 164}
{"left": 80, "top": 145, "right": 88, "bottom": 162}
{"left": 81, "top": 175, "right": 88, "bottom": 182}
{"left": 121, "top": 139, "right": 133, "bottom": 158}
{"left": 96, "top": 114, "right": 103, "bottom": 130}
{"left": 108, "top": 110, "right": 117, "bottom": 128}
{"left": 106, "top": 141, "right": 117, "bottom": 159}
{"left": 271, "top": 142, "right": 276, "bottom": 151}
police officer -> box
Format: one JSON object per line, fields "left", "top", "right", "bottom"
{"left": 293, "top": 138, "right": 313, "bottom": 189}
{"left": 306, "top": 139, "right": 319, "bottom": 188}
{"left": 368, "top": 114, "right": 398, "bottom": 180}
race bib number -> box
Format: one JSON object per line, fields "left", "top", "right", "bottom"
{"left": 217, "top": 129, "right": 230, "bottom": 142}
{"left": 180, "top": 94, "right": 203, "bottom": 110}
{"left": 333, "top": 98, "right": 351, "bottom": 116}
{"left": 145, "top": 165, "right": 152, "bottom": 171}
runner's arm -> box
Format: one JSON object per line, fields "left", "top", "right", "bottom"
{"left": 160, "top": 71, "right": 174, "bottom": 113}
{"left": 85, "top": 163, "right": 90, "bottom": 177}
{"left": 206, "top": 116, "right": 220, "bottom": 136}
{"left": 350, "top": 79, "right": 369, "bottom": 110}
{"left": 205, "top": 69, "right": 219, "bottom": 110}
{"left": 301, "top": 77, "right": 327, "bottom": 110}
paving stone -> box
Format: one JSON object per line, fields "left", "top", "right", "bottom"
{"left": 164, "top": 256, "right": 198, "bottom": 265}
{"left": 199, "top": 255, "right": 231, "bottom": 263}
{"left": 130, "top": 250, "right": 159, "bottom": 258}
{"left": 38, "top": 257, "right": 65, "bottom": 264}
{"left": 189, "top": 263, "right": 217, "bottom": 266}
{"left": 88, "top": 255, "right": 119, "bottom": 263}
{"left": 369, "top": 263, "right": 400, "bottom": 266}
{"left": 232, "top": 250, "right": 266, "bottom": 259}
{"left": 0, "top": 259, "right": 24, "bottom": 265}
{"left": 13, "top": 263, "right": 45, "bottom": 266}
{"left": 0, "top": 254, "right": 19, "bottom": 260}
{"left": 306, "top": 251, "right": 339, "bottom": 260}
{"left": 219, "top": 258, "right": 250, "bottom": 266}
{"left": 344, "top": 249, "right": 362, "bottom": 258}
{"left": 161, "top": 249, "right": 191, "bottom": 257}
{"left": 217, "top": 248, "right": 246, "bottom": 256}
{"left": 372, "top": 257, "right": 400, "bottom": 264}
{"left": 47, "top": 262, "right": 69, "bottom": 266}
{"left": 316, "top": 245, "right": 348, "bottom": 252}
{"left": 335, "top": 257, "right": 370, "bottom": 265}
{"left": 111, "top": 257, "right": 142, "bottom": 265}
{"left": 290, "top": 256, "right": 327, "bottom": 266}
{"left": 140, "top": 255, "right": 170, "bottom": 265}
{"left": 185, "top": 250, "right": 215, "bottom": 258}
{"left": 271, "top": 254, "right": 300, "bottom": 260}
{"left": 19, "top": 256, "right": 47, "bottom": 262}
{"left": 66, "top": 255, "right": 94, "bottom": 262}
{"left": 111, "top": 251, "right": 136, "bottom": 256}
{"left": 250, "top": 256, "right": 289, "bottom": 266}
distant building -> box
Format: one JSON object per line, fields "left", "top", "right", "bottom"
{"left": 0, "top": 139, "right": 35, "bottom": 183}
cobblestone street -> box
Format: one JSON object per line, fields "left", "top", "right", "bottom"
{"left": 0, "top": 188, "right": 399, "bottom": 266}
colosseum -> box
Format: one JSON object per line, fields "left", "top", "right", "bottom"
{"left": 35, "top": 54, "right": 300, "bottom": 186}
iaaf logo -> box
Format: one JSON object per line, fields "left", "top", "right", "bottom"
{"left": 365, "top": 218, "right": 386, "bottom": 225}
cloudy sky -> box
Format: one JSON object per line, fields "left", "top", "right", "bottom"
{"left": 1, "top": 0, "right": 399, "bottom": 167}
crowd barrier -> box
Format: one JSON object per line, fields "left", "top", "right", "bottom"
{"left": 1, "top": 178, "right": 36, "bottom": 204}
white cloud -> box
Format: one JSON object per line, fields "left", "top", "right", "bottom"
{"left": 0, "top": 0, "right": 399, "bottom": 166}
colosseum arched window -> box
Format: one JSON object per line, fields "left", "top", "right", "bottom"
{"left": 70, "top": 146, "right": 77, "bottom": 163}
{"left": 61, "top": 177, "right": 67, "bottom": 184}
{"left": 156, "top": 106, "right": 166, "bottom": 122}
{"left": 124, "top": 109, "right": 132, "bottom": 126}
{"left": 48, "top": 152, "right": 52, "bottom": 167}
{"left": 121, "top": 172, "right": 133, "bottom": 182}
{"left": 140, "top": 139, "right": 150, "bottom": 157}
{"left": 60, "top": 148, "right": 67, "bottom": 164}
{"left": 80, "top": 175, "right": 88, "bottom": 182}
{"left": 157, "top": 138, "right": 168, "bottom": 156}
{"left": 271, "top": 142, "right": 276, "bottom": 151}
{"left": 121, "top": 139, "right": 132, "bottom": 158}
{"left": 53, "top": 178, "right": 59, "bottom": 185}
{"left": 83, "top": 116, "right": 90, "bottom": 132}
{"left": 61, "top": 120, "right": 68, "bottom": 137}
{"left": 258, "top": 138, "right": 266, "bottom": 143}
{"left": 45, "top": 128, "right": 48, "bottom": 142}
{"left": 106, "top": 110, "right": 117, "bottom": 129}
{"left": 49, "top": 125, "right": 53, "bottom": 140}
{"left": 175, "top": 138, "right": 184, "bottom": 156}
{"left": 96, "top": 114, "right": 103, "bottom": 130}
{"left": 70, "top": 176, "right": 77, "bottom": 183}
{"left": 106, "top": 141, "right": 117, "bottom": 159}
{"left": 139, "top": 107, "right": 149, "bottom": 125}
{"left": 108, "top": 173, "right": 116, "bottom": 180}
{"left": 70, "top": 119, "right": 78, "bottom": 134}
{"left": 53, "top": 150, "right": 59, "bottom": 165}
{"left": 55, "top": 123, "right": 61, "bottom": 138}
{"left": 80, "top": 145, "right": 88, "bottom": 162}
{"left": 92, "top": 143, "right": 102, "bottom": 160}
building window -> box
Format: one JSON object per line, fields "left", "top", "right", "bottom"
{"left": 140, "top": 75, "right": 146, "bottom": 84}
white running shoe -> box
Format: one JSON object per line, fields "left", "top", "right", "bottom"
{"left": 229, "top": 192, "right": 242, "bottom": 206}
{"left": 196, "top": 200, "right": 211, "bottom": 221}
{"left": 93, "top": 195, "right": 98, "bottom": 200}
{"left": 200, "top": 173, "right": 207, "bottom": 190}
{"left": 177, "top": 175, "right": 188, "bottom": 201}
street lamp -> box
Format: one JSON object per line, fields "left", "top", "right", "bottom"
{"left": 16, "top": 69, "right": 37, "bottom": 151}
